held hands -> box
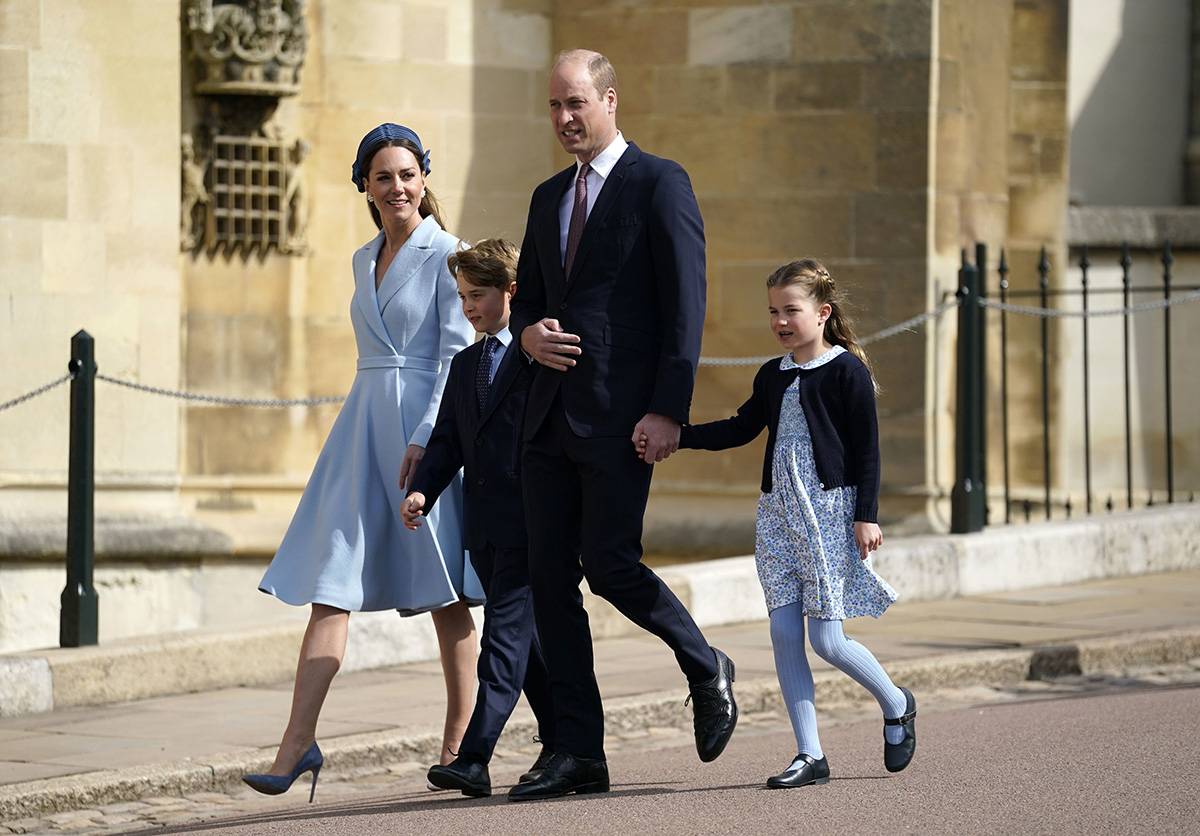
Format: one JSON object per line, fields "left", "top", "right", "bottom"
{"left": 854, "top": 521, "right": 884, "bottom": 561}
{"left": 521, "top": 318, "right": 582, "bottom": 371}
{"left": 632, "top": 413, "right": 681, "bottom": 463}
{"left": 401, "top": 491, "right": 427, "bottom": 530}
{"left": 398, "top": 444, "right": 424, "bottom": 493}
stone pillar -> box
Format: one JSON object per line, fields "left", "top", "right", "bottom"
{"left": 1188, "top": 0, "right": 1200, "bottom": 203}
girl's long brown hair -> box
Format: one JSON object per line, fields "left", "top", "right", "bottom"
{"left": 766, "top": 259, "right": 877, "bottom": 388}
{"left": 360, "top": 138, "right": 447, "bottom": 231}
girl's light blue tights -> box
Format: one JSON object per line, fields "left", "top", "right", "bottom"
{"left": 769, "top": 601, "right": 907, "bottom": 759}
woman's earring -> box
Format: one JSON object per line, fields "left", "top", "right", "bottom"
{"left": 420, "top": 189, "right": 427, "bottom": 199}
{"left": 366, "top": 194, "right": 374, "bottom": 204}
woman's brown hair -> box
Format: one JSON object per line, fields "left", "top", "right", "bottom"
{"left": 360, "top": 138, "right": 447, "bottom": 231}
{"left": 766, "top": 259, "right": 877, "bottom": 386}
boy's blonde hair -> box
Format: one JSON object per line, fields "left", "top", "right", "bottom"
{"left": 447, "top": 238, "right": 519, "bottom": 291}
{"left": 767, "top": 258, "right": 877, "bottom": 386}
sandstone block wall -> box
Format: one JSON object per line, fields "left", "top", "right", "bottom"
{"left": 0, "top": 0, "right": 182, "bottom": 516}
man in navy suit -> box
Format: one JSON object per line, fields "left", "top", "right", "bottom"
{"left": 403, "top": 239, "right": 556, "bottom": 798}
{"left": 506, "top": 49, "right": 737, "bottom": 802}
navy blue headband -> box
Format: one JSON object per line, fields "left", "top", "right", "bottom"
{"left": 351, "top": 123, "right": 431, "bottom": 191}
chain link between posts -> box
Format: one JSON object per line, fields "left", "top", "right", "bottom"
{"left": 95, "top": 374, "right": 348, "bottom": 407}
{"left": 5, "top": 288, "right": 1200, "bottom": 411}
{"left": 0, "top": 373, "right": 72, "bottom": 413}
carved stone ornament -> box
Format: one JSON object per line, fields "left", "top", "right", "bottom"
{"left": 185, "top": 0, "right": 307, "bottom": 97}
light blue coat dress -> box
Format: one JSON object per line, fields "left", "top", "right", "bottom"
{"left": 259, "top": 215, "right": 484, "bottom": 614}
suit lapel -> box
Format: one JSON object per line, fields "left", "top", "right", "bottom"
{"left": 537, "top": 165, "right": 575, "bottom": 299}
{"left": 566, "top": 143, "right": 639, "bottom": 287}
{"left": 459, "top": 340, "right": 484, "bottom": 435}
{"left": 377, "top": 215, "right": 441, "bottom": 313}
{"left": 353, "top": 233, "right": 394, "bottom": 349}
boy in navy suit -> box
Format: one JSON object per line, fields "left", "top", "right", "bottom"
{"left": 403, "top": 239, "right": 555, "bottom": 797}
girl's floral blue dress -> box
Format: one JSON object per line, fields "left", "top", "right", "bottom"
{"left": 754, "top": 345, "right": 898, "bottom": 619}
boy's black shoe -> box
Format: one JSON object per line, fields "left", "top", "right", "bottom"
{"left": 426, "top": 757, "right": 491, "bottom": 798}
{"left": 766, "top": 753, "right": 830, "bottom": 789}
{"left": 687, "top": 647, "right": 738, "bottom": 762}
{"left": 507, "top": 753, "right": 609, "bottom": 801}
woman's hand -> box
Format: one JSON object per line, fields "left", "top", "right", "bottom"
{"left": 401, "top": 492, "right": 426, "bottom": 530}
{"left": 398, "top": 444, "right": 425, "bottom": 493}
{"left": 854, "top": 521, "right": 883, "bottom": 561}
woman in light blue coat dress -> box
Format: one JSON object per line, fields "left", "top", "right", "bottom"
{"left": 246, "top": 125, "right": 483, "bottom": 798}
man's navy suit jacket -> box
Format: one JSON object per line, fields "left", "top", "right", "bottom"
{"left": 410, "top": 338, "right": 531, "bottom": 552}
{"left": 509, "top": 142, "right": 707, "bottom": 439}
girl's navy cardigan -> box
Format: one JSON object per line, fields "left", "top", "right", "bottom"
{"left": 679, "top": 351, "right": 882, "bottom": 523}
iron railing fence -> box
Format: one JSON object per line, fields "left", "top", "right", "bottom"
{"left": 951, "top": 242, "right": 1200, "bottom": 533}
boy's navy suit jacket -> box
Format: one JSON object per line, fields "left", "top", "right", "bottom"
{"left": 410, "top": 337, "right": 531, "bottom": 552}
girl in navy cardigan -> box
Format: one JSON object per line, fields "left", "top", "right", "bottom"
{"left": 671, "top": 259, "right": 917, "bottom": 789}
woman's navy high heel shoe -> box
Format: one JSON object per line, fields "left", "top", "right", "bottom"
{"left": 242, "top": 742, "right": 324, "bottom": 802}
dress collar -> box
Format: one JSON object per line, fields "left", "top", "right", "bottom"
{"left": 780, "top": 344, "right": 846, "bottom": 371}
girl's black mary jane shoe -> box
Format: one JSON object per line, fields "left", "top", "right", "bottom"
{"left": 883, "top": 686, "right": 917, "bottom": 773}
{"left": 766, "top": 753, "right": 830, "bottom": 789}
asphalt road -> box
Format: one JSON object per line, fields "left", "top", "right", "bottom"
{"left": 131, "top": 679, "right": 1200, "bottom": 836}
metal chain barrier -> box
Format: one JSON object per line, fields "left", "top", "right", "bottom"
{"left": 698, "top": 296, "right": 961, "bottom": 367}
{"left": 978, "top": 287, "right": 1200, "bottom": 318}
{"left": 0, "top": 373, "right": 72, "bottom": 413}
{"left": 12, "top": 292, "right": 1101, "bottom": 409}
{"left": 95, "top": 374, "right": 347, "bottom": 407}
{"left": 860, "top": 296, "right": 962, "bottom": 345}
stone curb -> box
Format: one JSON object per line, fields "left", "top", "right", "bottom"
{"left": 5, "top": 504, "right": 1198, "bottom": 719}
{"left": 3, "top": 625, "right": 1198, "bottom": 822}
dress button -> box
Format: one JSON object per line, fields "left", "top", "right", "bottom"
{"left": 819, "top": 482, "right": 825, "bottom": 489}
{"left": 558, "top": 303, "right": 568, "bottom": 312}
{"left": 477, "top": 477, "right": 486, "bottom": 486}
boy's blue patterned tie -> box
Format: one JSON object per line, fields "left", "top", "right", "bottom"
{"left": 476, "top": 336, "right": 498, "bottom": 413}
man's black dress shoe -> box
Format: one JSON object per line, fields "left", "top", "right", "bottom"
{"left": 686, "top": 647, "right": 738, "bottom": 762}
{"left": 426, "top": 757, "right": 491, "bottom": 798}
{"left": 507, "top": 753, "right": 609, "bottom": 802}
{"left": 883, "top": 686, "right": 917, "bottom": 773}
{"left": 766, "top": 753, "right": 830, "bottom": 789}
{"left": 518, "top": 749, "right": 554, "bottom": 784}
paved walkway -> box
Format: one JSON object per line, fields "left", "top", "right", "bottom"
{"left": 1, "top": 570, "right": 1197, "bottom": 790}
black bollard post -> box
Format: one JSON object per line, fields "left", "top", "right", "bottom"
{"left": 62, "top": 330, "right": 99, "bottom": 647}
{"left": 951, "top": 251, "right": 986, "bottom": 534}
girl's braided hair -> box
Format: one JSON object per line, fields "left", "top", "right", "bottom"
{"left": 766, "top": 259, "right": 877, "bottom": 389}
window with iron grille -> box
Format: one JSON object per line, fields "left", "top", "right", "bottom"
{"left": 207, "top": 135, "right": 292, "bottom": 255}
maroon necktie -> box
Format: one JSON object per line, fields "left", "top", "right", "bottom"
{"left": 563, "top": 163, "right": 590, "bottom": 279}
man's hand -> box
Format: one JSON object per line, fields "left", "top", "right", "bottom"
{"left": 401, "top": 491, "right": 427, "bottom": 530}
{"left": 398, "top": 444, "right": 424, "bottom": 493}
{"left": 854, "top": 521, "right": 883, "bottom": 560}
{"left": 632, "top": 413, "right": 680, "bottom": 463}
{"left": 521, "top": 318, "right": 582, "bottom": 371}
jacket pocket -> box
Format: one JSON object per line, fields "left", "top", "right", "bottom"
{"left": 602, "top": 212, "right": 641, "bottom": 229}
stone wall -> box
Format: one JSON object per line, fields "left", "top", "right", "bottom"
{"left": 1068, "top": 0, "right": 1193, "bottom": 207}
{"left": 0, "top": 0, "right": 182, "bottom": 515}
{"left": 178, "top": 0, "right": 554, "bottom": 492}
{"left": 3, "top": 0, "right": 1188, "bottom": 545}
